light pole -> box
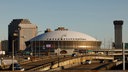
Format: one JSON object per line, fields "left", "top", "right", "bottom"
{"left": 12, "top": 40, "right": 14, "bottom": 71}
{"left": 57, "top": 35, "right": 66, "bottom": 55}
{"left": 1, "top": 58, "right": 3, "bottom": 66}
{"left": 30, "top": 41, "right": 33, "bottom": 56}
{"left": 57, "top": 48, "right": 60, "bottom": 67}
{"left": 57, "top": 34, "right": 66, "bottom": 67}
{"left": 12, "top": 33, "right": 18, "bottom": 71}
{"left": 123, "top": 43, "right": 125, "bottom": 70}
{"left": 35, "top": 31, "right": 42, "bottom": 57}
{"left": 39, "top": 41, "right": 40, "bottom": 57}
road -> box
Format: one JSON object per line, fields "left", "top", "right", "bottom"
{"left": 60, "top": 62, "right": 110, "bottom": 72}
{"left": 22, "top": 55, "right": 74, "bottom": 71}
{"left": 0, "top": 55, "right": 113, "bottom": 71}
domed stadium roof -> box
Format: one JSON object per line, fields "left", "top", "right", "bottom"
{"left": 30, "top": 30, "right": 98, "bottom": 41}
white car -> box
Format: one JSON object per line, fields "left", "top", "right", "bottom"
{"left": 86, "top": 60, "right": 91, "bottom": 64}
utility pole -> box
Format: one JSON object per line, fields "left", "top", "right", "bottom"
{"left": 12, "top": 40, "right": 14, "bottom": 71}
{"left": 12, "top": 33, "right": 18, "bottom": 71}
{"left": 123, "top": 43, "right": 125, "bottom": 70}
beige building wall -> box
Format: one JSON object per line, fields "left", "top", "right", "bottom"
{"left": 8, "top": 19, "right": 38, "bottom": 52}
{"left": 19, "top": 24, "right": 37, "bottom": 50}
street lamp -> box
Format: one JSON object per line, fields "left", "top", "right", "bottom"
{"left": 35, "top": 31, "right": 42, "bottom": 57}
{"left": 12, "top": 39, "right": 15, "bottom": 71}
{"left": 57, "top": 35, "right": 66, "bottom": 55}
{"left": 1, "top": 58, "right": 3, "bottom": 66}
{"left": 57, "top": 48, "right": 60, "bottom": 67}
{"left": 57, "top": 34, "right": 66, "bottom": 67}
{"left": 12, "top": 33, "right": 18, "bottom": 71}
{"left": 123, "top": 43, "right": 125, "bottom": 70}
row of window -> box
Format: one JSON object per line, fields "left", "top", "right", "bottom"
{"left": 46, "top": 38, "right": 86, "bottom": 41}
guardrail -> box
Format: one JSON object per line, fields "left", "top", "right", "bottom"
{"left": 28, "top": 63, "right": 51, "bottom": 71}
{"left": 97, "top": 61, "right": 123, "bottom": 70}
{"left": 25, "top": 55, "right": 73, "bottom": 71}
{"left": 26, "top": 55, "right": 114, "bottom": 71}
{"left": 115, "top": 61, "right": 122, "bottom": 66}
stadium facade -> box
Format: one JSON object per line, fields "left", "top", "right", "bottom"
{"left": 25, "top": 27, "right": 101, "bottom": 55}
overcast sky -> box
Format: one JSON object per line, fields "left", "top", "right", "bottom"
{"left": 0, "top": 0, "right": 128, "bottom": 47}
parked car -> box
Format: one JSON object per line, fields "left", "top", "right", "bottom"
{"left": 100, "top": 60, "right": 105, "bottom": 63}
{"left": 86, "top": 60, "right": 91, "bottom": 64}
{"left": 72, "top": 53, "right": 77, "bottom": 57}
{"left": 9, "top": 63, "right": 24, "bottom": 71}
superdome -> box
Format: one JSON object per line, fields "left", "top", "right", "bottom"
{"left": 30, "top": 30, "right": 98, "bottom": 41}
{"left": 25, "top": 27, "right": 101, "bottom": 55}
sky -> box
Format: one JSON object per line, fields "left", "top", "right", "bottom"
{"left": 0, "top": 0, "right": 128, "bottom": 47}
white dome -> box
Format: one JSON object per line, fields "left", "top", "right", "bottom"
{"left": 30, "top": 30, "right": 98, "bottom": 41}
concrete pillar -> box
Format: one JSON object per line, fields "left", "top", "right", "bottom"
{"left": 113, "top": 20, "right": 123, "bottom": 49}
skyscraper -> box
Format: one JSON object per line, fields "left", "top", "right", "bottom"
{"left": 113, "top": 20, "right": 123, "bottom": 49}
{"left": 8, "top": 19, "right": 38, "bottom": 53}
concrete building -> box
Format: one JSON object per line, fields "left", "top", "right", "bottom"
{"left": 1, "top": 40, "right": 8, "bottom": 52}
{"left": 8, "top": 19, "right": 38, "bottom": 53}
{"left": 113, "top": 20, "right": 123, "bottom": 49}
{"left": 25, "top": 27, "right": 101, "bottom": 55}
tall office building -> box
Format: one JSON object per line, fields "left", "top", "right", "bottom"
{"left": 8, "top": 19, "right": 38, "bottom": 53}
{"left": 113, "top": 20, "right": 123, "bottom": 49}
